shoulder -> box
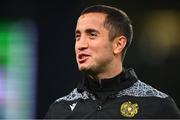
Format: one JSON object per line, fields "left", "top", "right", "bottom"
{"left": 55, "top": 88, "right": 95, "bottom": 102}
{"left": 55, "top": 88, "right": 82, "bottom": 102}
{"left": 117, "top": 80, "right": 168, "bottom": 98}
{"left": 45, "top": 88, "right": 85, "bottom": 118}
{"left": 116, "top": 80, "right": 180, "bottom": 118}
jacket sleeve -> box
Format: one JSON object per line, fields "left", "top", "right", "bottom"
{"left": 44, "top": 101, "right": 56, "bottom": 119}
{"left": 160, "top": 97, "right": 180, "bottom": 118}
{"left": 142, "top": 96, "right": 180, "bottom": 118}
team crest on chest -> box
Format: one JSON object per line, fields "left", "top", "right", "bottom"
{"left": 120, "top": 101, "right": 139, "bottom": 118}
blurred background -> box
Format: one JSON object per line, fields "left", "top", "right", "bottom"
{"left": 0, "top": 0, "right": 179, "bottom": 118}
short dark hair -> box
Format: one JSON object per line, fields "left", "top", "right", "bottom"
{"left": 81, "top": 5, "right": 133, "bottom": 61}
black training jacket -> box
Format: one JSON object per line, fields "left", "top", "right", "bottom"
{"left": 45, "top": 68, "right": 180, "bottom": 119}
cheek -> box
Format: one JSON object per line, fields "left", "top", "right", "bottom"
{"left": 75, "top": 44, "right": 78, "bottom": 55}
{"left": 74, "top": 47, "right": 78, "bottom": 61}
{"left": 99, "top": 42, "right": 113, "bottom": 52}
{"left": 75, "top": 42, "right": 77, "bottom": 51}
{"left": 93, "top": 44, "right": 113, "bottom": 59}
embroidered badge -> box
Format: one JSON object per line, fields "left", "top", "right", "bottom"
{"left": 120, "top": 101, "right": 139, "bottom": 118}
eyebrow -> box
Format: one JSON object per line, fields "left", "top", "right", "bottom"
{"left": 85, "top": 28, "right": 100, "bottom": 34}
{"left": 75, "top": 28, "right": 100, "bottom": 35}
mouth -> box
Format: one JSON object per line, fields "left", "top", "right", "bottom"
{"left": 78, "top": 53, "right": 90, "bottom": 63}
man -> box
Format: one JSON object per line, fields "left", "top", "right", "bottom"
{"left": 45, "top": 5, "right": 180, "bottom": 119}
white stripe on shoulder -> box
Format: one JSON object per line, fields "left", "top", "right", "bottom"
{"left": 116, "top": 80, "right": 168, "bottom": 98}
{"left": 56, "top": 88, "right": 96, "bottom": 102}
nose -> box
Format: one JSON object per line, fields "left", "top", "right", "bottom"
{"left": 76, "top": 36, "right": 88, "bottom": 51}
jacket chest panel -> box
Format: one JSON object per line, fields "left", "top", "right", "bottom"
{"left": 66, "top": 97, "right": 136, "bottom": 118}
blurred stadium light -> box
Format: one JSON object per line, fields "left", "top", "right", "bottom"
{"left": 0, "top": 20, "right": 37, "bottom": 118}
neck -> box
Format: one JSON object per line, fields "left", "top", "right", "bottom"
{"left": 89, "top": 62, "right": 123, "bottom": 80}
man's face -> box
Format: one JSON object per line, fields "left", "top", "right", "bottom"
{"left": 75, "top": 13, "right": 115, "bottom": 74}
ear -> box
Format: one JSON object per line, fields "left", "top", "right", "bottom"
{"left": 113, "top": 36, "right": 127, "bottom": 55}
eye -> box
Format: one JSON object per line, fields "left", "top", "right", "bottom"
{"left": 89, "top": 32, "right": 97, "bottom": 39}
{"left": 75, "top": 33, "right": 80, "bottom": 41}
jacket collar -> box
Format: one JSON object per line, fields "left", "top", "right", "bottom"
{"left": 77, "top": 68, "right": 138, "bottom": 94}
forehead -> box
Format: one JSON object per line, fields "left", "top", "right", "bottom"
{"left": 76, "top": 13, "right": 107, "bottom": 29}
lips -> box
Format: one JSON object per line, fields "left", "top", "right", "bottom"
{"left": 78, "top": 53, "right": 90, "bottom": 63}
